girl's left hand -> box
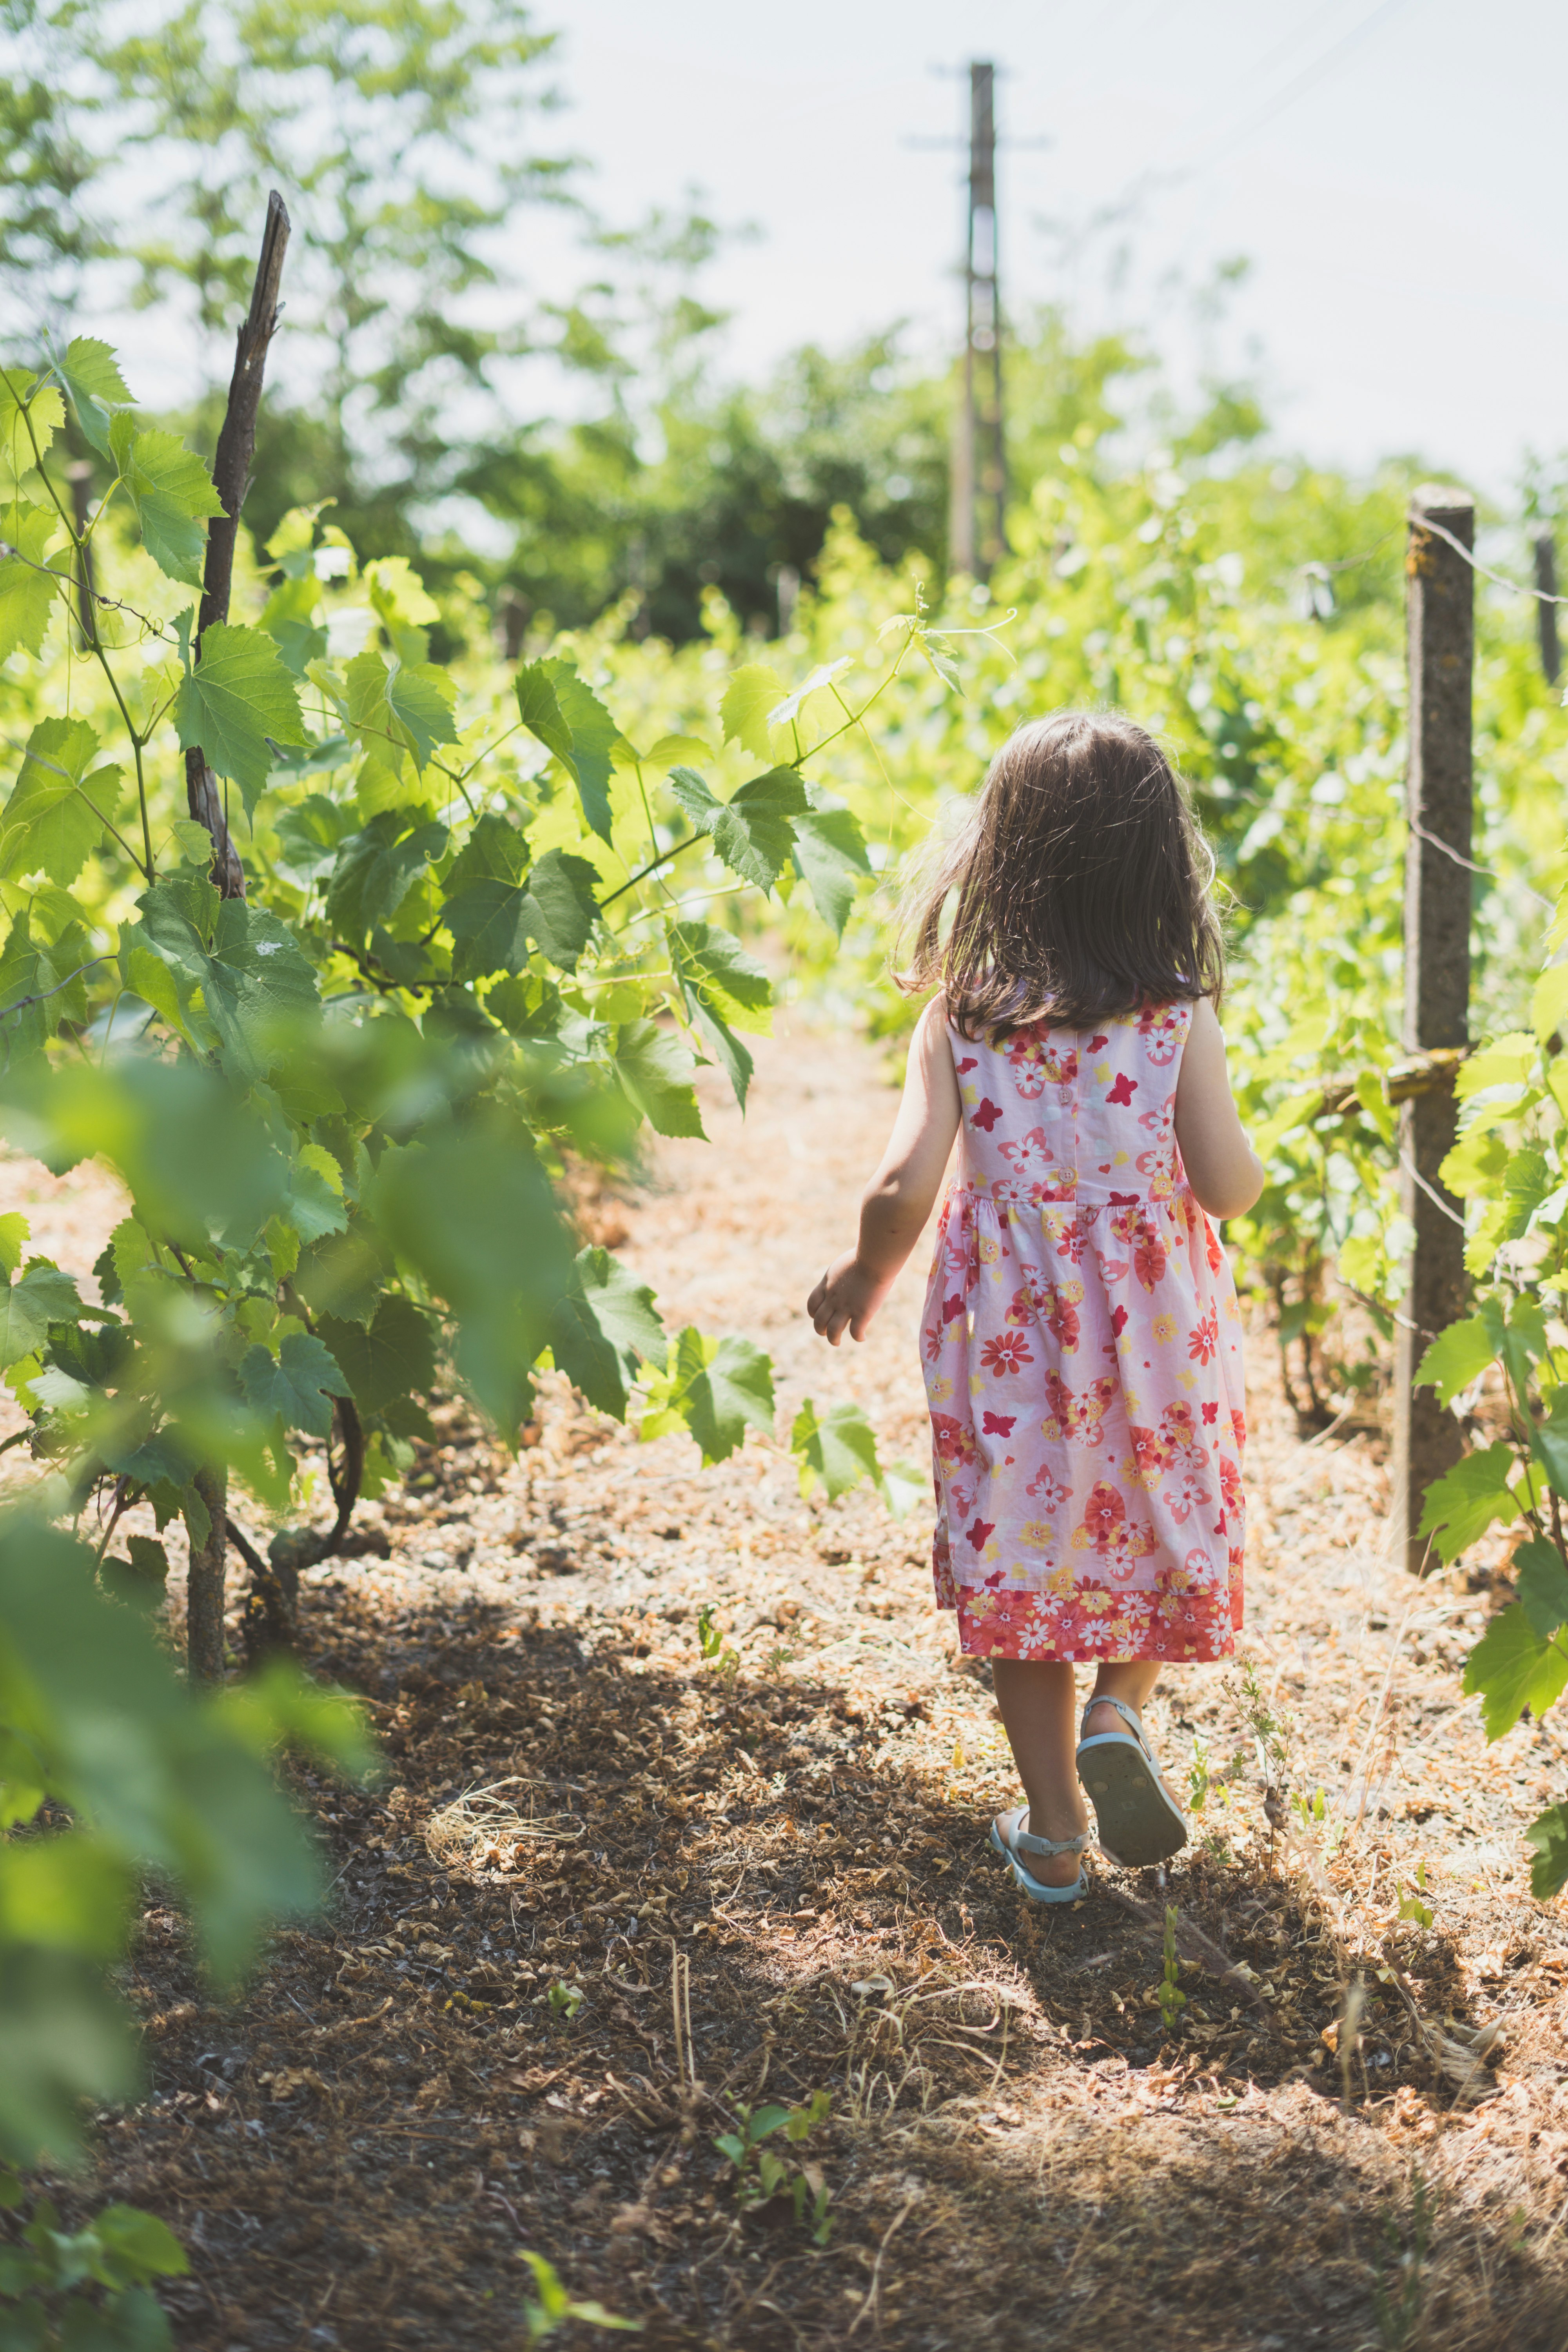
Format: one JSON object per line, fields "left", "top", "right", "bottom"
{"left": 807, "top": 1251, "right": 892, "bottom": 1346}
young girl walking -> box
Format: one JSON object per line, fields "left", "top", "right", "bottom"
{"left": 808, "top": 712, "right": 1263, "bottom": 1899}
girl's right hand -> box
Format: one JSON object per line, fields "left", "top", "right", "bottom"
{"left": 807, "top": 1251, "right": 892, "bottom": 1346}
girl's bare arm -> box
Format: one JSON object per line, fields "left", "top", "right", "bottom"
{"left": 808, "top": 998, "right": 962, "bottom": 1345}
{"left": 1173, "top": 996, "right": 1264, "bottom": 1218}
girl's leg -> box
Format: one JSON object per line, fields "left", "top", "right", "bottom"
{"left": 990, "top": 1658, "right": 1089, "bottom": 1887}
{"left": 1082, "top": 1659, "right": 1161, "bottom": 1742}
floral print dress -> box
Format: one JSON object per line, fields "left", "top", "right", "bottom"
{"left": 922, "top": 1001, "right": 1245, "bottom": 1662}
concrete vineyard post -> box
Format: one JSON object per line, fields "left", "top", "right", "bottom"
{"left": 1394, "top": 486, "right": 1474, "bottom": 1574}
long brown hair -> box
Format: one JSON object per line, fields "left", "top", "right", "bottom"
{"left": 900, "top": 710, "right": 1225, "bottom": 1038}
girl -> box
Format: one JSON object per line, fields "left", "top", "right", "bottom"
{"left": 808, "top": 712, "right": 1263, "bottom": 1901}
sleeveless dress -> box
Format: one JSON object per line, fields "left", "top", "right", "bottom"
{"left": 922, "top": 1000, "right": 1245, "bottom": 1662}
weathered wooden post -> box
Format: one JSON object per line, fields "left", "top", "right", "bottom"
{"left": 1535, "top": 530, "right": 1561, "bottom": 687}
{"left": 1394, "top": 486, "right": 1474, "bottom": 1574}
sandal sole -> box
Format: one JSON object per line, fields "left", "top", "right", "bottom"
{"left": 1076, "top": 1736, "right": 1188, "bottom": 1866}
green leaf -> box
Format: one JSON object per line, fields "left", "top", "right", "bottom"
{"left": 174, "top": 621, "right": 307, "bottom": 818}
{"left": 515, "top": 660, "right": 575, "bottom": 767}
{"left": 667, "top": 764, "right": 808, "bottom": 891}
{"left": 791, "top": 790, "right": 871, "bottom": 938}
{"left": 1533, "top": 962, "right": 1568, "bottom": 1046}
{"left": 1532, "top": 1401, "right": 1568, "bottom": 1501}
{"left": 108, "top": 413, "right": 224, "bottom": 587}
{"left": 1416, "top": 1443, "right": 1521, "bottom": 1564}
{"left": 719, "top": 663, "right": 786, "bottom": 762}
{"left": 442, "top": 818, "right": 598, "bottom": 978}
{"left": 1462, "top": 1602, "right": 1568, "bottom": 1739}
{"left": 325, "top": 811, "right": 447, "bottom": 945}
{"left": 345, "top": 649, "right": 458, "bottom": 787}
{"left": 135, "top": 883, "right": 320, "bottom": 1080}
{"left": 239, "top": 1331, "right": 351, "bottom": 1440}
{"left": 547, "top": 1245, "right": 666, "bottom": 1419}
{"left": 317, "top": 1295, "right": 437, "bottom": 1417}
{"left": 0, "top": 1214, "right": 26, "bottom": 1276}
{"left": 54, "top": 336, "right": 133, "bottom": 457}
{"left": 0, "top": 1261, "right": 83, "bottom": 1369}
{"left": 0, "top": 717, "right": 122, "bottom": 886}
{"left": 0, "top": 365, "right": 64, "bottom": 482}
{"left": 1502, "top": 1149, "right": 1554, "bottom": 1241}
{"left": 791, "top": 1397, "right": 883, "bottom": 1501}
{"left": 0, "top": 912, "right": 94, "bottom": 1062}
{"left": 1515, "top": 1539, "right": 1568, "bottom": 1639}
{"left": 1414, "top": 1314, "right": 1495, "bottom": 1408}
{"left": 542, "top": 659, "right": 621, "bottom": 845}
{"left": 0, "top": 501, "right": 67, "bottom": 662}
{"left": 765, "top": 657, "right": 852, "bottom": 734}
{"left": 612, "top": 1018, "right": 705, "bottom": 1139}
{"left": 1526, "top": 1803, "right": 1568, "bottom": 1900}
{"left": 640, "top": 1327, "right": 774, "bottom": 1465}
{"left": 668, "top": 920, "right": 771, "bottom": 1112}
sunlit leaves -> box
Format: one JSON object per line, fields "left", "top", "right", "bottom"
{"left": 0, "top": 1261, "right": 83, "bottom": 1370}
{"left": 719, "top": 663, "right": 786, "bottom": 762}
{"left": 0, "top": 718, "right": 122, "bottom": 885}
{"left": 640, "top": 1327, "right": 774, "bottom": 1465}
{"left": 1416, "top": 1443, "right": 1520, "bottom": 1564}
{"left": 53, "top": 336, "right": 133, "bottom": 458}
{"left": 0, "top": 367, "right": 64, "bottom": 485}
{"left": 611, "top": 1018, "right": 704, "bottom": 1139}
{"left": 666, "top": 764, "right": 808, "bottom": 891}
{"left": 0, "top": 503, "right": 67, "bottom": 662}
{"left": 136, "top": 879, "right": 319, "bottom": 1079}
{"left": 240, "top": 1332, "right": 351, "bottom": 1440}
{"left": 318, "top": 1296, "right": 437, "bottom": 1417}
{"left": 174, "top": 621, "right": 307, "bottom": 816}
{"left": 1463, "top": 1602, "right": 1568, "bottom": 1740}
{"left": 440, "top": 815, "right": 598, "bottom": 978}
{"left": 668, "top": 919, "right": 773, "bottom": 1111}
{"left": 789, "top": 1396, "right": 882, "bottom": 1503}
{"left": 344, "top": 648, "right": 458, "bottom": 795}
{"left": 515, "top": 657, "right": 622, "bottom": 843}
{"left": 548, "top": 1245, "right": 666, "bottom": 1419}
{"left": 325, "top": 810, "right": 447, "bottom": 945}
{"left": 108, "top": 412, "right": 223, "bottom": 587}
{"left": 791, "top": 787, "right": 871, "bottom": 938}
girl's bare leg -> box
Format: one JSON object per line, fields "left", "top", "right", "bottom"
{"left": 989, "top": 1659, "right": 1089, "bottom": 1887}
{"left": 1083, "top": 1659, "right": 1161, "bottom": 1741}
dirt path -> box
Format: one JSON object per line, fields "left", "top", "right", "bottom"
{"left": 15, "top": 1019, "right": 1568, "bottom": 2349}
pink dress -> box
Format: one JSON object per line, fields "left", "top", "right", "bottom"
{"left": 922, "top": 1001, "right": 1245, "bottom": 1662}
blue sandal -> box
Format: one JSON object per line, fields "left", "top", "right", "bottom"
{"left": 1075, "top": 1696, "right": 1188, "bottom": 1867}
{"left": 987, "top": 1808, "right": 1091, "bottom": 1904}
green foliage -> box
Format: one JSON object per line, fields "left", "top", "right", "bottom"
{"left": 517, "top": 2250, "right": 641, "bottom": 2341}
{"left": 712, "top": 2092, "right": 833, "bottom": 2239}
{"left": 0, "top": 2173, "right": 188, "bottom": 2352}
{"left": 0, "top": 1510, "right": 369, "bottom": 2166}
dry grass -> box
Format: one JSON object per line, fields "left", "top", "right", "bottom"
{"left": 7, "top": 1017, "right": 1568, "bottom": 2349}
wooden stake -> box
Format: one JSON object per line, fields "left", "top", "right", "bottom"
{"left": 185, "top": 188, "right": 291, "bottom": 901}
{"left": 1394, "top": 485, "right": 1474, "bottom": 1575}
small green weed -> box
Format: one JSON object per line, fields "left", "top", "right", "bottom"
{"left": 1156, "top": 1904, "right": 1187, "bottom": 2035}
{"left": 713, "top": 2091, "right": 833, "bottom": 2240}
{"left": 1291, "top": 1785, "right": 1327, "bottom": 1830}
{"left": 546, "top": 1980, "right": 585, "bottom": 2023}
{"left": 0, "top": 2172, "right": 188, "bottom": 2351}
{"left": 1372, "top": 2170, "right": 1433, "bottom": 2350}
{"left": 518, "top": 2251, "right": 642, "bottom": 2340}
{"left": 762, "top": 1643, "right": 796, "bottom": 1678}
{"left": 696, "top": 1604, "right": 740, "bottom": 1685}
{"left": 1396, "top": 1860, "right": 1434, "bottom": 1930}
{"left": 1187, "top": 1731, "right": 1210, "bottom": 1815}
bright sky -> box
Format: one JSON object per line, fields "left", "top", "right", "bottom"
{"left": 543, "top": 0, "right": 1566, "bottom": 500}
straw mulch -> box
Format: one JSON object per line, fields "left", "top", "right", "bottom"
{"left": 10, "top": 1020, "right": 1568, "bottom": 2350}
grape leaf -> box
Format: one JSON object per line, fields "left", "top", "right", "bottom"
{"left": 240, "top": 1331, "right": 351, "bottom": 1440}
{"left": 1516, "top": 1538, "right": 1568, "bottom": 1639}
{"left": 719, "top": 664, "right": 786, "bottom": 762}
{"left": 54, "top": 337, "right": 133, "bottom": 458}
{"left": 317, "top": 1294, "right": 437, "bottom": 1416}
{"left": 668, "top": 920, "right": 771, "bottom": 1022}
{"left": 369, "top": 1120, "right": 574, "bottom": 1440}
{"left": 0, "top": 912, "right": 95, "bottom": 1062}
{"left": 765, "top": 657, "right": 852, "bottom": 735}
{"left": 108, "top": 412, "right": 224, "bottom": 587}
{"left": 790, "top": 1396, "right": 883, "bottom": 1502}
{"left": 640, "top": 1326, "right": 774, "bottom": 1465}
{"left": 0, "top": 501, "right": 67, "bottom": 662}
{"left": 791, "top": 789, "right": 871, "bottom": 938}
{"left": 1527, "top": 1803, "right": 1568, "bottom": 1901}
{"left": 1533, "top": 962, "right": 1568, "bottom": 1046}
{"left": 174, "top": 621, "right": 307, "bottom": 817}
{"left": 612, "top": 1018, "right": 705, "bottom": 1139}
{"left": 345, "top": 649, "right": 458, "bottom": 788}
{"left": 1462, "top": 1601, "right": 1568, "bottom": 1740}
{"left": 1416, "top": 1443, "right": 1520, "bottom": 1563}
{"left": 667, "top": 764, "right": 807, "bottom": 891}
{"left": 325, "top": 811, "right": 447, "bottom": 945}
{"left": 0, "top": 367, "right": 64, "bottom": 482}
{"left": 543, "top": 659, "right": 620, "bottom": 845}
{"left": 515, "top": 660, "right": 575, "bottom": 766}
{"left": 1413, "top": 1313, "right": 1496, "bottom": 1409}
{"left": 136, "top": 880, "right": 319, "bottom": 1080}
{"left": 1532, "top": 1400, "right": 1568, "bottom": 1501}
{"left": 441, "top": 817, "right": 597, "bottom": 977}
{"left": 0, "top": 1260, "right": 83, "bottom": 1369}
{"left": 548, "top": 1245, "right": 667, "bottom": 1419}
{"left": 0, "top": 1214, "right": 27, "bottom": 1276}
{"left": 0, "top": 718, "right": 122, "bottom": 886}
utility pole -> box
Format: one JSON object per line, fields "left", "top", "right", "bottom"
{"left": 1535, "top": 530, "right": 1561, "bottom": 687}
{"left": 1394, "top": 485, "right": 1474, "bottom": 1576}
{"left": 949, "top": 61, "right": 1005, "bottom": 581}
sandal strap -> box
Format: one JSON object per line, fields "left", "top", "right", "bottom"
{"left": 1079, "top": 1694, "right": 1152, "bottom": 1755}
{"left": 1013, "top": 1812, "right": 1093, "bottom": 1859}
